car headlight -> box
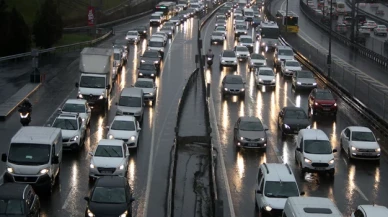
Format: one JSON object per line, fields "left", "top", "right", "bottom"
{"left": 90, "top": 164, "right": 95, "bottom": 169}
{"left": 149, "top": 92, "right": 154, "bottom": 96}
{"left": 78, "top": 94, "right": 83, "bottom": 98}
{"left": 87, "top": 209, "right": 95, "bottom": 217}
{"left": 99, "top": 95, "right": 104, "bottom": 100}
{"left": 304, "top": 157, "right": 312, "bottom": 163}
{"left": 285, "top": 69, "right": 290, "bottom": 72}
{"left": 241, "top": 88, "right": 245, "bottom": 91}
{"left": 151, "top": 74, "right": 155, "bottom": 77}
{"left": 130, "top": 136, "right": 136, "bottom": 141}
{"left": 119, "top": 165, "right": 125, "bottom": 170}
{"left": 221, "top": 60, "right": 226, "bottom": 63}
{"left": 240, "top": 136, "right": 244, "bottom": 140}
{"left": 351, "top": 146, "right": 357, "bottom": 151}
{"left": 119, "top": 211, "right": 128, "bottom": 217}
{"left": 108, "top": 134, "right": 114, "bottom": 139}
{"left": 139, "top": 73, "right": 143, "bottom": 76}
{"left": 306, "top": 125, "right": 311, "bottom": 129}
{"left": 224, "top": 88, "right": 228, "bottom": 91}
{"left": 334, "top": 103, "right": 337, "bottom": 106}
{"left": 244, "top": 31, "right": 247, "bottom": 34}
{"left": 7, "top": 167, "right": 13, "bottom": 173}
{"left": 116, "top": 110, "right": 123, "bottom": 115}
{"left": 284, "top": 124, "right": 290, "bottom": 129}
{"left": 70, "top": 135, "right": 79, "bottom": 141}
{"left": 272, "top": 79, "right": 275, "bottom": 82}
{"left": 82, "top": 118, "right": 85, "bottom": 122}
{"left": 329, "top": 159, "right": 335, "bottom": 164}
{"left": 143, "top": 30, "right": 146, "bottom": 33}
{"left": 154, "top": 60, "right": 159, "bottom": 64}
{"left": 141, "top": 60, "right": 145, "bottom": 63}
{"left": 312, "top": 82, "right": 317, "bottom": 85}
{"left": 39, "top": 168, "right": 49, "bottom": 174}
{"left": 376, "top": 148, "right": 381, "bottom": 152}
{"left": 259, "top": 78, "right": 263, "bottom": 82}
{"left": 297, "top": 82, "right": 302, "bottom": 85}
{"left": 264, "top": 205, "right": 272, "bottom": 211}
{"left": 260, "top": 138, "right": 265, "bottom": 141}
{"left": 314, "top": 102, "right": 319, "bottom": 106}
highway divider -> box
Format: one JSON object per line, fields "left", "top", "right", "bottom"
{"left": 298, "top": 0, "right": 388, "bottom": 68}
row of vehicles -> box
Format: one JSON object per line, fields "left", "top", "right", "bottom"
{"left": 208, "top": 3, "right": 386, "bottom": 216}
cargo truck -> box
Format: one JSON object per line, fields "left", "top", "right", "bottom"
{"left": 75, "top": 47, "right": 113, "bottom": 111}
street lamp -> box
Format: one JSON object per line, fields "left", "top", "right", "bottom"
{"left": 327, "top": 0, "right": 333, "bottom": 77}
{"left": 285, "top": 0, "right": 289, "bottom": 33}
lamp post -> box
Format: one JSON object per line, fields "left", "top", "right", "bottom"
{"left": 327, "top": 0, "right": 333, "bottom": 77}
{"left": 285, "top": 0, "right": 289, "bottom": 33}
{"left": 350, "top": 0, "right": 356, "bottom": 42}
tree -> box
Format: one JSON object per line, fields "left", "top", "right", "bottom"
{"left": 7, "top": 7, "right": 31, "bottom": 54}
{"left": 0, "top": 0, "right": 10, "bottom": 56}
{"left": 33, "top": 0, "right": 63, "bottom": 48}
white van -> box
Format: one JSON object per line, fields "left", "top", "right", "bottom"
{"left": 150, "top": 13, "right": 163, "bottom": 26}
{"left": 1, "top": 126, "right": 63, "bottom": 194}
{"left": 243, "top": 8, "right": 254, "bottom": 22}
{"left": 283, "top": 197, "right": 343, "bottom": 217}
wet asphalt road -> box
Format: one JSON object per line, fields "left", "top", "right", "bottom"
{"left": 0, "top": 14, "right": 199, "bottom": 217}
{"left": 201, "top": 7, "right": 388, "bottom": 217}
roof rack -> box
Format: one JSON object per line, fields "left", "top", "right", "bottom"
{"left": 263, "top": 163, "right": 269, "bottom": 174}
{"left": 285, "top": 163, "right": 292, "bottom": 174}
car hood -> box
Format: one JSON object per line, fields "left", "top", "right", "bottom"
{"left": 350, "top": 141, "right": 380, "bottom": 149}
{"left": 108, "top": 129, "right": 137, "bottom": 140}
{"left": 285, "top": 66, "right": 302, "bottom": 71}
{"left": 257, "top": 75, "right": 275, "bottom": 81}
{"left": 239, "top": 130, "right": 265, "bottom": 139}
{"left": 148, "top": 46, "right": 164, "bottom": 51}
{"left": 224, "top": 83, "right": 244, "bottom": 89}
{"left": 236, "top": 51, "right": 250, "bottom": 55}
{"left": 141, "top": 57, "right": 159, "bottom": 63}
{"left": 212, "top": 35, "right": 224, "bottom": 39}
{"left": 91, "top": 157, "right": 125, "bottom": 167}
{"left": 117, "top": 106, "right": 142, "bottom": 114}
{"left": 296, "top": 78, "right": 316, "bottom": 84}
{"left": 160, "top": 30, "right": 172, "bottom": 34}
{"left": 79, "top": 87, "right": 105, "bottom": 95}
{"left": 135, "top": 87, "right": 155, "bottom": 94}
{"left": 251, "top": 59, "right": 267, "bottom": 65}
{"left": 126, "top": 35, "right": 138, "bottom": 39}
{"left": 315, "top": 99, "right": 336, "bottom": 104}
{"left": 222, "top": 57, "right": 237, "bottom": 61}
{"left": 240, "top": 42, "right": 253, "bottom": 46}
{"left": 138, "top": 69, "right": 157, "bottom": 75}
{"left": 61, "top": 130, "right": 79, "bottom": 139}
{"left": 278, "top": 55, "right": 294, "bottom": 60}
{"left": 283, "top": 118, "right": 310, "bottom": 127}
{"left": 304, "top": 153, "right": 334, "bottom": 163}
{"left": 235, "top": 29, "right": 247, "bottom": 32}
{"left": 265, "top": 197, "right": 288, "bottom": 209}
{"left": 88, "top": 202, "right": 128, "bottom": 216}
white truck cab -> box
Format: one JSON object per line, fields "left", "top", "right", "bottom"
{"left": 1, "top": 126, "right": 63, "bottom": 195}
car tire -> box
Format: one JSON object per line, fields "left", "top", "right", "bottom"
{"left": 219, "top": 64, "right": 223, "bottom": 70}
{"left": 348, "top": 148, "right": 353, "bottom": 162}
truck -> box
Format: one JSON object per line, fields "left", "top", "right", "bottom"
{"left": 75, "top": 47, "right": 113, "bottom": 111}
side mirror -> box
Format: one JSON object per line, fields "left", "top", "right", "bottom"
{"left": 130, "top": 198, "right": 135, "bottom": 203}
{"left": 52, "top": 156, "right": 59, "bottom": 164}
{"left": 296, "top": 147, "right": 301, "bottom": 152}
{"left": 263, "top": 124, "right": 269, "bottom": 131}
{"left": 89, "top": 152, "right": 94, "bottom": 156}
{"left": 57, "top": 108, "right": 62, "bottom": 112}
{"left": 106, "top": 84, "right": 111, "bottom": 90}
{"left": 300, "top": 191, "right": 305, "bottom": 196}
{"left": 256, "top": 190, "right": 262, "bottom": 194}
{"left": 84, "top": 196, "right": 90, "bottom": 202}
{"left": 332, "top": 149, "right": 337, "bottom": 153}
{"left": 75, "top": 82, "right": 79, "bottom": 88}
{"left": 1, "top": 153, "right": 7, "bottom": 162}
{"left": 138, "top": 127, "right": 142, "bottom": 131}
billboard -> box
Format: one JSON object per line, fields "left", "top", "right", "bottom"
{"left": 88, "top": 6, "right": 95, "bottom": 26}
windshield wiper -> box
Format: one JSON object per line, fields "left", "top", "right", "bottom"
{"left": 100, "top": 148, "right": 112, "bottom": 157}
{"left": 109, "top": 148, "right": 122, "bottom": 157}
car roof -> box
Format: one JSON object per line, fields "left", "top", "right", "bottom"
{"left": 0, "top": 183, "right": 30, "bottom": 200}
{"left": 235, "top": 45, "right": 248, "bottom": 49}
{"left": 315, "top": 88, "right": 332, "bottom": 93}
{"left": 240, "top": 116, "right": 262, "bottom": 122}
{"left": 259, "top": 67, "right": 273, "bottom": 71}
{"left": 65, "top": 99, "right": 87, "bottom": 105}
{"left": 285, "top": 59, "right": 298, "bottom": 63}
{"left": 359, "top": 205, "right": 388, "bottom": 215}
{"left": 136, "top": 78, "right": 154, "bottom": 83}
{"left": 113, "top": 115, "right": 136, "bottom": 122}
{"left": 347, "top": 126, "right": 372, "bottom": 132}
{"left": 121, "top": 87, "right": 143, "bottom": 97}
{"left": 299, "top": 129, "right": 329, "bottom": 140}
{"left": 95, "top": 176, "right": 127, "bottom": 188}
{"left": 261, "top": 163, "right": 295, "bottom": 182}
{"left": 98, "top": 139, "right": 124, "bottom": 146}
{"left": 277, "top": 45, "right": 293, "bottom": 50}
{"left": 11, "top": 126, "right": 61, "bottom": 144}
{"left": 286, "top": 197, "right": 342, "bottom": 217}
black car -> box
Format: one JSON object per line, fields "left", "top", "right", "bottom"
{"left": 278, "top": 107, "right": 310, "bottom": 137}
{"left": 84, "top": 176, "right": 135, "bottom": 217}
{"left": 113, "top": 39, "right": 129, "bottom": 52}
{"left": 233, "top": 116, "right": 269, "bottom": 151}
{"left": 133, "top": 26, "right": 147, "bottom": 37}
{"left": 140, "top": 50, "right": 162, "bottom": 69}
{"left": 221, "top": 75, "right": 245, "bottom": 98}
{"left": 137, "top": 62, "right": 158, "bottom": 78}
{"left": 0, "top": 183, "right": 40, "bottom": 217}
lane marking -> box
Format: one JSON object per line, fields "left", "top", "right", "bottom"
{"left": 354, "top": 184, "right": 369, "bottom": 201}
{"left": 62, "top": 187, "right": 74, "bottom": 209}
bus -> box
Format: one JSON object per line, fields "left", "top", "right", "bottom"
{"left": 276, "top": 10, "right": 299, "bottom": 33}
{"left": 155, "top": 1, "right": 177, "bottom": 19}
{"left": 258, "top": 21, "right": 280, "bottom": 50}
{"left": 336, "top": 2, "right": 345, "bottom": 14}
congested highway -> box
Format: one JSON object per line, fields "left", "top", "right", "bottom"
{"left": 202, "top": 2, "right": 388, "bottom": 217}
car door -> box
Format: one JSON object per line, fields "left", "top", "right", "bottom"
{"left": 292, "top": 71, "right": 298, "bottom": 85}
{"left": 278, "top": 109, "right": 284, "bottom": 126}
{"left": 308, "top": 89, "right": 316, "bottom": 107}
{"left": 296, "top": 137, "right": 303, "bottom": 162}
{"left": 343, "top": 128, "right": 351, "bottom": 151}
{"left": 78, "top": 117, "right": 85, "bottom": 140}
{"left": 51, "top": 145, "right": 58, "bottom": 177}
{"left": 86, "top": 103, "right": 91, "bottom": 124}
{"left": 234, "top": 118, "right": 241, "bottom": 141}
{"left": 123, "top": 144, "right": 130, "bottom": 164}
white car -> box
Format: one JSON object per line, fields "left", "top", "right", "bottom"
{"left": 351, "top": 205, "right": 388, "bottom": 217}
{"left": 160, "top": 26, "right": 173, "bottom": 38}
{"left": 152, "top": 32, "right": 168, "bottom": 44}
{"left": 210, "top": 31, "right": 225, "bottom": 45}
{"left": 133, "top": 78, "right": 157, "bottom": 105}
{"left": 89, "top": 139, "right": 130, "bottom": 180}
{"left": 234, "top": 24, "right": 248, "bottom": 38}
{"left": 255, "top": 67, "right": 276, "bottom": 87}
{"left": 169, "top": 16, "right": 181, "bottom": 26}
{"left": 340, "top": 126, "right": 381, "bottom": 161}
{"left": 219, "top": 50, "right": 238, "bottom": 69}
{"left": 373, "top": 25, "right": 388, "bottom": 36}
{"left": 234, "top": 15, "right": 245, "bottom": 25}
{"left": 234, "top": 11, "right": 243, "bottom": 17}
{"left": 163, "top": 22, "right": 176, "bottom": 33}
{"left": 148, "top": 37, "right": 165, "bottom": 57}
{"left": 51, "top": 114, "right": 86, "bottom": 151}
{"left": 364, "top": 20, "right": 377, "bottom": 29}
{"left": 295, "top": 129, "right": 337, "bottom": 177}
{"left": 107, "top": 116, "right": 141, "bottom": 149}
{"left": 280, "top": 60, "right": 302, "bottom": 76}
{"left": 249, "top": 53, "right": 267, "bottom": 71}
{"left": 58, "top": 99, "right": 91, "bottom": 127}
{"left": 125, "top": 31, "right": 140, "bottom": 44}
{"left": 234, "top": 45, "right": 250, "bottom": 61}
{"left": 214, "top": 26, "right": 227, "bottom": 38}
{"left": 239, "top": 35, "right": 254, "bottom": 52}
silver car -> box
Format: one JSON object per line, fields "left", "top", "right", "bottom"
{"left": 133, "top": 78, "right": 157, "bottom": 106}
{"left": 291, "top": 70, "right": 317, "bottom": 91}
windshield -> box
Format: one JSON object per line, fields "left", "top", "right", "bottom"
{"left": 316, "top": 91, "right": 334, "bottom": 100}
{"left": 139, "top": 64, "right": 155, "bottom": 70}
{"left": 236, "top": 25, "right": 246, "bottom": 29}
{"left": 111, "top": 120, "right": 135, "bottom": 131}
{"left": 279, "top": 49, "right": 294, "bottom": 56}
{"left": 8, "top": 143, "right": 50, "bottom": 165}
{"left": 0, "top": 199, "right": 24, "bottom": 215}
{"left": 143, "top": 51, "right": 159, "bottom": 58}
{"left": 80, "top": 76, "right": 105, "bottom": 88}
{"left": 119, "top": 96, "right": 141, "bottom": 107}
{"left": 236, "top": 16, "right": 244, "bottom": 20}
{"left": 259, "top": 70, "right": 273, "bottom": 76}
{"left": 351, "top": 131, "right": 376, "bottom": 142}
{"left": 114, "top": 53, "right": 120, "bottom": 60}
{"left": 284, "top": 110, "right": 307, "bottom": 119}
{"left": 135, "top": 81, "right": 154, "bottom": 88}
{"left": 225, "top": 76, "right": 243, "bottom": 84}
{"left": 264, "top": 181, "right": 299, "bottom": 198}
{"left": 149, "top": 41, "right": 164, "bottom": 47}
{"left": 240, "top": 121, "right": 264, "bottom": 131}
{"left": 191, "top": 5, "right": 199, "bottom": 8}
{"left": 261, "top": 27, "right": 279, "bottom": 39}
{"left": 285, "top": 61, "right": 299, "bottom": 67}
{"left": 223, "top": 51, "right": 236, "bottom": 57}
{"left": 298, "top": 71, "right": 314, "bottom": 78}
{"left": 240, "top": 38, "right": 252, "bottom": 43}
{"left": 245, "top": 12, "right": 253, "bottom": 16}
{"left": 62, "top": 103, "right": 86, "bottom": 113}
{"left": 213, "top": 32, "right": 224, "bottom": 36}
{"left": 252, "top": 54, "right": 265, "bottom": 60}
{"left": 216, "top": 26, "right": 226, "bottom": 31}
{"left": 53, "top": 118, "right": 78, "bottom": 130}
{"left": 94, "top": 145, "right": 123, "bottom": 157}
{"left": 127, "top": 32, "right": 137, "bottom": 35}
{"left": 151, "top": 15, "right": 160, "bottom": 19}
{"left": 304, "top": 140, "right": 332, "bottom": 154}
{"left": 236, "top": 47, "right": 248, "bottom": 52}
{"left": 91, "top": 187, "right": 126, "bottom": 203}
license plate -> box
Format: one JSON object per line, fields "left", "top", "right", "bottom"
{"left": 101, "top": 171, "right": 111, "bottom": 174}
{"left": 314, "top": 167, "right": 326, "bottom": 170}
{"left": 323, "top": 108, "right": 330, "bottom": 111}
{"left": 248, "top": 143, "right": 256, "bottom": 147}
{"left": 362, "top": 153, "right": 374, "bottom": 156}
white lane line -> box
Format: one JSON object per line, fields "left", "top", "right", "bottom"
{"left": 271, "top": 144, "right": 284, "bottom": 162}
{"left": 62, "top": 187, "right": 74, "bottom": 209}
{"left": 354, "top": 184, "right": 369, "bottom": 201}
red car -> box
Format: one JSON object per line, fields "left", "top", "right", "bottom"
{"left": 308, "top": 88, "right": 337, "bottom": 116}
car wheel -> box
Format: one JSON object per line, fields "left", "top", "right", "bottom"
{"left": 219, "top": 64, "right": 223, "bottom": 70}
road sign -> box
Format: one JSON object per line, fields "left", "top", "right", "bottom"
{"left": 88, "top": 6, "right": 95, "bottom": 26}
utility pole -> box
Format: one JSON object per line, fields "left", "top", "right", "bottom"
{"left": 350, "top": 0, "right": 356, "bottom": 43}
{"left": 327, "top": 0, "right": 333, "bottom": 78}
{"left": 285, "top": 0, "right": 289, "bottom": 33}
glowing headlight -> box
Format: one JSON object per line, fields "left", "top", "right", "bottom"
{"left": 108, "top": 134, "right": 114, "bottom": 139}
{"left": 90, "top": 164, "right": 95, "bottom": 169}
{"left": 304, "top": 157, "right": 312, "bottom": 163}
{"left": 151, "top": 74, "right": 155, "bottom": 76}
{"left": 143, "top": 30, "right": 146, "bottom": 33}
{"left": 119, "top": 211, "right": 128, "bottom": 217}
{"left": 260, "top": 138, "right": 265, "bottom": 141}
{"left": 240, "top": 136, "right": 244, "bottom": 140}
{"left": 221, "top": 60, "right": 226, "bottom": 63}
{"left": 154, "top": 60, "right": 159, "bottom": 64}
{"left": 40, "top": 168, "right": 49, "bottom": 174}
{"left": 376, "top": 148, "right": 381, "bottom": 152}
{"left": 272, "top": 79, "right": 275, "bottom": 82}
{"left": 139, "top": 73, "right": 143, "bottom": 76}
{"left": 70, "top": 135, "right": 79, "bottom": 141}
{"left": 264, "top": 205, "right": 272, "bottom": 211}
{"left": 224, "top": 88, "right": 228, "bottom": 91}
{"left": 141, "top": 60, "right": 145, "bottom": 63}
{"left": 334, "top": 103, "right": 337, "bottom": 106}
{"left": 297, "top": 82, "right": 302, "bottom": 85}
{"left": 7, "top": 167, "right": 13, "bottom": 173}
{"left": 119, "top": 165, "right": 125, "bottom": 170}
{"left": 78, "top": 94, "right": 83, "bottom": 98}
{"left": 306, "top": 125, "right": 311, "bottom": 129}
{"left": 312, "top": 82, "right": 317, "bottom": 85}
{"left": 99, "top": 95, "right": 104, "bottom": 100}
{"left": 351, "top": 146, "right": 357, "bottom": 151}
{"left": 149, "top": 92, "right": 154, "bottom": 96}
{"left": 284, "top": 124, "right": 290, "bottom": 129}
{"left": 329, "top": 159, "right": 335, "bottom": 164}
{"left": 130, "top": 136, "right": 136, "bottom": 141}
{"left": 241, "top": 88, "right": 245, "bottom": 91}
{"left": 259, "top": 78, "right": 263, "bottom": 82}
{"left": 20, "top": 113, "right": 29, "bottom": 118}
{"left": 82, "top": 118, "right": 85, "bottom": 122}
{"left": 87, "top": 209, "right": 95, "bottom": 217}
{"left": 314, "top": 102, "right": 319, "bottom": 106}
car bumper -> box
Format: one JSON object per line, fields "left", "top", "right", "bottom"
{"left": 313, "top": 106, "right": 338, "bottom": 114}
{"left": 211, "top": 39, "right": 224, "bottom": 43}
{"left": 138, "top": 73, "right": 157, "bottom": 78}
{"left": 221, "top": 62, "right": 237, "bottom": 66}
{"left": 89, "top": 169, "right": 126, "bottom": 178}
{"left": 350, "top": 151, "right": 380, "bottom": 160}
{"left": 237, "top": 56, "right": 249, "bottom": 61}
{"left": 294, "top": 83, "right": 317, "bottom": 89}
{"left": 257, "top": 80, "right": 275, "bottom": 86}
{"left": 223, "top": 90, "right": 245, "bottom": 96}
{"left": 143, "top": 94, "right": 155, "bottom": 101}
{"left": 4, "top": 173, "right": 51, "bottom": 189}
{"left": 236, "top": 140, "right": 266, "bottom": 149}
{"left": 302, "top": 162, "right": 335, "bottom": 173}
{"left": 62, "top": 140, "right": 81, "bottom": 150}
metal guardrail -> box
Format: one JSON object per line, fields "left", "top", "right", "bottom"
{"left": 299, "top": 0, "right": 388, "bottom": 68}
